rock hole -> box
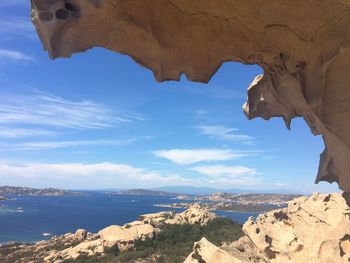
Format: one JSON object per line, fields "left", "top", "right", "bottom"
{"left": 55, "top": 9, "right": 70, "bottom": 20}
{"left": 274, "top": 211, "right": 289, "bottom": 221}
{"left": 256, "top": 228, "right": 260, "bottom": 234}
{"left": 64, "top": 2, "right": 79, "bottom": 13}
{"left": 65, "top": 2, "right": 77, "bottom": 12}
{"left": 39, "top": 11, "right": 53, "bottom": 21}
{"left": 238, "top": 247, "right": 245, "bottom": 252}
{"left": 295, "top": 244, "right": 303, "bottom": 252}
{"left": 323, "top": 194, "right": 331, "bottom": 202}
{"left": 265, "top": 235, "right": 273, "bottom": 245}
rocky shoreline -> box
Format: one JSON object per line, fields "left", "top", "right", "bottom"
{"left": 1, "top": 193, "right": 348, "bottom": 263}
{"left": 155, "top": 202, "right": 282, "bottom": 213}
{"left": 0, "top": 204, "right": 216, "bottom": 262}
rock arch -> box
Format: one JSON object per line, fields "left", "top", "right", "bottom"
{"left": 31, "top": 0, "right": 350, "bottom": 192}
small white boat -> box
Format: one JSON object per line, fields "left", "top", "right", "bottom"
{"left": 42, "top": 233, "right": 52, "bottom": 237}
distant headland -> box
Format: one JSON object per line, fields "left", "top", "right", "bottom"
{"left": 0, "top": 186, "right": 83, "bottom": 197}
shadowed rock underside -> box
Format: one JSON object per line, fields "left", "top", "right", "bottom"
{"left": 31, "top": 0, "right": 350, "bottom": 192}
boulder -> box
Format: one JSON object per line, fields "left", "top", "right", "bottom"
{"left": 171, "top": 203, "right": 216, "bottom": 225}
{"left": 184, "top": 192, "right": 350, "bottom": 263}
{"left": 184, "top": 237, "right": 243, "bottom": 263}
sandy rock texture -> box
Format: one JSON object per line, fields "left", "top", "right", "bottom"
{"left": 184, "top": 193, "right": 350, "bottom": 263}
{"left": 138, "top": 203, "right": 216, "bottom": 226}
{"left": 184, "top": 237, "right": 243, "bottom": 263}
{"left": 31, "top": 0, "right": 350, "bottom": 192}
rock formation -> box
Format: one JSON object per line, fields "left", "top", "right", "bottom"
{"left": 138, "top": 203, "right": 216, "bottom": 226}
{"left": 184, "top": 193, "right": 350, "bottom": 263}
{"left": 31, "top": 0, "right": 350, "bottom": 192}
{"left": 184, "top": 237, "right": 243, "bottom": 263}
{"left": 46, "top": 223, "right": 155, "bottom": 261}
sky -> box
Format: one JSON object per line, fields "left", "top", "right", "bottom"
{"left": 0, "top": 1, "right": 339, "bottom": 193}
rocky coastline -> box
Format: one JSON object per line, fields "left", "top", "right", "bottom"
{"left": 1, "top": 193, "right": 348, "bottom": 263}
{"left": 0, "top": 204, "right": 216, "bottom": 262}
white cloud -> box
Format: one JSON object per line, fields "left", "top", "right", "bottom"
{"left": 0, "top": 49, "right": 34, "bottom": 62}
{"left": 191, "top": 165, "right": 260, "bottom": 187}
{"left": 0, "top": 92, "right": 135, "bottom": 130}
{"left": 197, "top": 125, "right": 253, "bottom": 143}
{"left": 191, "top": 165, "right": 256, "bottom": 178}
{"left": 153, "top": 148, "right": 253, "bottom": 165}
{"left": 0, "top": 139, "right": 137, "bottom": 151}
{"left": 0, "top": 162, "right": 190, "bottom": 189}
{"left": 0, "top": 126, "right": 56, "bottom": 138}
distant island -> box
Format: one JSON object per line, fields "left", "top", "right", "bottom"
{"left": 0, "top": 186, "right": 83, "bottom": 197}
{"left": 174, "top": 192, "right": 301, "bottom": 205}
{"left": 156, "top": 192, "right": 302, "bottom": 213}
{"left": 106, "top": 188, "right": 177, "bottom": 196}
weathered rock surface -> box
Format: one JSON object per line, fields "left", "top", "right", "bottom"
{"left": 184, "top": 193, "right": 350, "bottom": 263}
{"left": 31, "top": 0, "right": 350, "bottom": 192}
{"left": 138, "top": 203, "right": 216, "bottom": 226}
{"left": 184, "top": 237, "right": 243, "bottom": 263}
{"left": 171, "top": 203, "right": 217, "bottom": 225}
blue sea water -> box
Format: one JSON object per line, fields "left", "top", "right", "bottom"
{"left": 0, "top": 192, "right": 259, "bottom": 244}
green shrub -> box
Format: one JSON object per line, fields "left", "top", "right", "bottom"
{"left": 66, "top": 217, "right": 243, "bottom": 263}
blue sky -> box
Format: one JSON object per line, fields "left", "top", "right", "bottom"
{"left": 0, "top": 2, "right": 339, "bottom": 193}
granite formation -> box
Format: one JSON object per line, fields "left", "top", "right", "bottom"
{"left": 31, "top": 0, "right": 350, "bottom": 192}
{"left": 184, "top": 193, "right": 350, "bottom": 263}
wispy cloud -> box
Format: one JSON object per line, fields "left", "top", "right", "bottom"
{"left": 0, "top": 126, "right": 56, "bottom": 138}
{"left": 191, "top": 165, "right": 256, "bottom": 177}
{"left": 196, "top": 125, "right": 254, "bottom": 144}
{"left": 153, "top": 148, "right": 254, "bottom": 165}
{"left": 0, "top": 162, "right": 191, "bottom": 189}
{"left": 191, "top": 165, "right": 260, "bottom": 186}
{"left": 0, "top": 139, "right": 137, "bottom": 151}
{"left": 0, "top": 49, "right": 34, "bottom": 62}
{"left": 0, "top": 17, "right": 35, "bottom": 40}
{"left": 0, "top": 92, "right": 135, "bottom": 130}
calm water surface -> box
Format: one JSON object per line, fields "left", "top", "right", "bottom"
{"left": 0, "top": 192, "right": 259, "bottom": 244}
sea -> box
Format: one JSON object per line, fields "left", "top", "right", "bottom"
{"left": 0, "top": 192, "right": 260, "bottom": 244}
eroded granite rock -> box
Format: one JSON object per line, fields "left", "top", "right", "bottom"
{"left": 31, "top": 0, "right": 350, "bottom": 192}
{"left": 184, "top": 193, "right": 350, "bottom": 263}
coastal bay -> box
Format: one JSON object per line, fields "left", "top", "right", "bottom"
{"left": 0, "top": 192, "right": 258, "bottom": 244}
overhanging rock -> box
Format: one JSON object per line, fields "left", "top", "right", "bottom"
{"left": 31, "top": 0, "right": 350, "bottom": 192}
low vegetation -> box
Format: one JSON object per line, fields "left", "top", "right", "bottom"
{"left": 65, "top": 217, "right": 244, "bottom": 263}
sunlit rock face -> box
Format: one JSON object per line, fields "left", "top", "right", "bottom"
{"left": 31, "top": 0, "right": 350, "bottom": 191}
{"left": 184, "top": 193, "right": 350, "bottom": 263}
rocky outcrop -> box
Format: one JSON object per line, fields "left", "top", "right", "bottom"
{"left": 46, "top": 223, "right": 155, "bottom": 261}
{"left": 184, "top": 193, "right": 350, "bottom": 263}
{"left": 31, "top": 0, "right": 350, "bottom": 192}
{"left": 184, "top": 237, "right": 243, "bottom": 263}
{"left": 171, "top": 203, "right": 217, "bottom": 225}
{"left": 138, "top": 203, "right": 216, "bottom": 226}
